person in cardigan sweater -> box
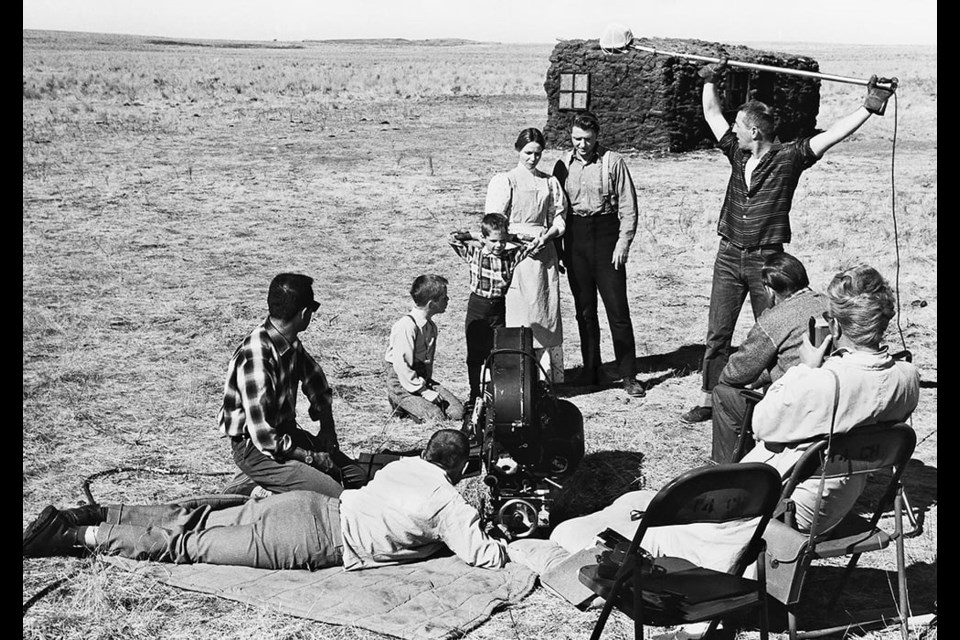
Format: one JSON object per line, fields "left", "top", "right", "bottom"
{"left": 710, "top": 252, "right": 828, "bottom": 462}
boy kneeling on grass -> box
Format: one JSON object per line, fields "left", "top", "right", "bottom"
{"left": 384, "top": 274, "right": 464, "bottom": 423}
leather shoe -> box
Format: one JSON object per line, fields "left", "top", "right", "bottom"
{"left": 622, "top": 377, "right": 646, "bottom": 397}
{"left": 23, "top": 506, "right": 83, "bottom": 557}
{"left": 60, "top": 503, "right": 107, "bottom": 526}
{"left": 680, "top": 406, "right": 713, "bottom": 423}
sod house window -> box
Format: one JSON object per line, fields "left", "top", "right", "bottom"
{"left": 722, "top": 70, "right": 750, "bottom": 111}
{"left": 559, "top": 72, "right": 590, "bottom": 111}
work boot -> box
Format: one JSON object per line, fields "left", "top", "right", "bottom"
{"left": 680, "top": 406, "right": 713, "bottom": 423}
{"left": 622, "top": 377, "right": 646, "bottom": 398}
{"left": 23, "top": 506, "right": 84, "bottom": 557}
{"left": 60, "top": 503, "right": 108, "bottom": 526}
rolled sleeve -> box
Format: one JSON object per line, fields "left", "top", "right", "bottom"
{"left": 611, "top": 156, "right": 638, "bottom": 244}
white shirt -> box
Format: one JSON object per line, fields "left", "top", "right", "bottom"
{"left": 744, "top": 347, "right": 920, "bottom": 532}
{"left": 338, "top": 456, "right": 508, "bottom": 571}
{"left": 383, "top": 312, "right": 437, "bottom": 393}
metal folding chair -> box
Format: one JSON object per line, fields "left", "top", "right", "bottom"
{"left": 766, "top": 422, "right": 919, "bottom": 640}
{"left": 579, "top": 462, "right": 782, "bottom": 640}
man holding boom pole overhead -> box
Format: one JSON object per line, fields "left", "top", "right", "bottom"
{"left": 680, "top": 62, "right": 895, "bottom": 423}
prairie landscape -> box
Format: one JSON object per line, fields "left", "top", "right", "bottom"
{"left": 23, "top": 29, "right": 936, "bottom": 640}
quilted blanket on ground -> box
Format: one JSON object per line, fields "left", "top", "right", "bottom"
{"left": 105, "top": 555, "right": 537, "bottom": 640}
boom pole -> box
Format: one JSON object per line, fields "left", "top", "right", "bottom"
{"left": 626, "top": 43, "right": 870, "bottom": 86}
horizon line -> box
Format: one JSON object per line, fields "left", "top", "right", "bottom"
{"left": 22, "top": 27, "right": 937, "bottom": 49}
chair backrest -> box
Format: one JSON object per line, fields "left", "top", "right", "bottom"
{"left": 642, "top": 463, "right": 783, "bottom": 528}
{"left": 780, "top": 422, "right": 916, "bottom": 530}
{"left": 637, "top": 462, "right": 782, "bottom": 576}
{"left": 782, "top": 422, "right": 915, "bottom": 493}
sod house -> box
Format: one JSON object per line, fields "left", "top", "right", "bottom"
{"left": 543, "top": 37, "right": 822, "bottom": 153}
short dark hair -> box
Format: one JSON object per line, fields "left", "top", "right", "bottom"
{"left": 514, "top": 127, "right": 545, "bottom": 151}
{"left": 268, "top": 273, "right": 318, "bottom": 321}
{"left": 410, "top": 274, "right": 448, "bottom": 307}
{"left": 761, "top": 252, "right": 809, "bottom": 295}
{"left": 480, "top": 213, "right": 509, "bottom": 237}
{"left": 827, "top": 264, "right": 896, "bottom": 348}
{"left": 572, "top": 111, "right": 600, "bottom": 134}
{"left": 738, "top": 100, "right": 776, "bottom": 140}
{"left": 423, "top": 429, "right": 469, "bottom": 470}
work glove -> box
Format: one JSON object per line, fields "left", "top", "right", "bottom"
{"left": 698, "top": 60, "right": 728, "bottom": 84}
{"left": 864, "top": 75, "right": 895, "bottom": 116}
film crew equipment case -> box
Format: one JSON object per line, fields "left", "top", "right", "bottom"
{"left": 579, "top": 463, "right": 782, "bottom": 640}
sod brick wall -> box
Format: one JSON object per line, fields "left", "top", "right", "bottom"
{"left": 543, "top": 37, "right": 821, "bottom": 153}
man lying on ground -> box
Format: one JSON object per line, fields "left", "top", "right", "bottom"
{"left": 23, "top": 429, "right": 509, "bottom": 571}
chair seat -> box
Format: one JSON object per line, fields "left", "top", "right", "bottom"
{"left": 809, "top": 514, "right": 892, "bottom": 558}
{"left": 580, "top": 557, "right": 764, "bottom": 624}
{"left": 812, "top": 528, "right": 891, "bottom": 558}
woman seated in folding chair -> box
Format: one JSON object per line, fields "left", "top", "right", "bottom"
{"left": 536, "top": 263, "right": 920, "bottom": 554}
{"left": 735, "top": 262, "right": 920, "bottom": 535}
{"left": 508, "top": 264, "right": 920, "bottom": 639}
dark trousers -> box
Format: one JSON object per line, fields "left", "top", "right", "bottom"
{"left": 710, "top": 383, "right": 757, "bottom": 463}
{"left": 465, "top": 293, "right": 506, "bottom": 400}
{"left": 231, "top": 430, "right": 366, "bottom": 498}
{"left": 564, "top": 214, "right": 637, "bottom": 378}
{"left": 96, "top": 491, "right": 343, "bottom": 570}
{"left": 701, "top": 239, "right": 782, "bottom": 392}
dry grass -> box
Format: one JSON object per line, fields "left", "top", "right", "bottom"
{"left": 23, "top": 29, "right": 936, "bottom": 639}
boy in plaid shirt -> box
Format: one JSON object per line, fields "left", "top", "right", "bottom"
{"left": 448, "top": 213, "right": 528, "bottom": 403}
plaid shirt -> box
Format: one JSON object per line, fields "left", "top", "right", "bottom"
{"left": 716, "top": 129, "right": 819, "bottom": 248}
{"left": 218, "top": 318, "right": 335, "bottom": 459}
{"left": 449, "top": 239, "right": 521, "bottom": 299}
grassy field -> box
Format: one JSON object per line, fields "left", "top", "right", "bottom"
{"left": 23, "top": 29, "right": 937, "bottom": 639}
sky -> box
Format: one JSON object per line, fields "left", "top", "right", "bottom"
{"left": 22, "top": 0, "right": 937, "bottom": 46}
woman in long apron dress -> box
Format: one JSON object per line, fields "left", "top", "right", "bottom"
{"left": 484, "top": 128, "right": 568, "bottom": 383}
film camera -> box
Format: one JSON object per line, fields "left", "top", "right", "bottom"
{"left": 808, "top": 314, "right": 831, "bottom": 346}
{"left": 463, "top": 326, "right": 584, "bottom": 539}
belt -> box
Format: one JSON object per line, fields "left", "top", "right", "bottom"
{"left": 724, "top": 239, "right": 784, "bottom": 252}
{"left": 230, "top": 434, "right": 249, "bottom": 443}
{"left": 570, "top": 212, "right": 615, "bottom": 219}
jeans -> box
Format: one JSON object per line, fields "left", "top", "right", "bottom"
{"left": 465, "top": 293, "right": 506, "bottom": 401}
{"left": 710, "top": 383, "right": 757, "bottom": 463}
{"left": 384, "top": 363, "right": 464, "bottom": 423}
{"left": 564, "top": 214, "right": 637, "bottom": 379}
{"left": 96, "top": 491, "right": 344, "bottom": 570}
{"left": 231, "top": 431, "right": 367, "bottom": 498}
{"left": 701, "top": 239, "right": 782, "bottom": 392}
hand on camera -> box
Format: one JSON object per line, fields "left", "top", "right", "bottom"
{"left": 799, "top": 329, "right": 833, "bottom": 369}
{"left": 486, "top": 522, "right": 515, "bottom": 542}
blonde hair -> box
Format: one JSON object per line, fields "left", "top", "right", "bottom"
{"left": 827, "top": 265, "right": 896, "bottom": 348}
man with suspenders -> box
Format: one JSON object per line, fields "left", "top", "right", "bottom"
{"left": 553, "top": 111, "right": 644, "bottom": 397}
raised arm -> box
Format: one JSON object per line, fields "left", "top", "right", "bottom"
{"left": 699, "top": 63, "right": 730, "bottom": 142}
{"left": 808, "top": 75, "right": 895, "bottom": 158}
